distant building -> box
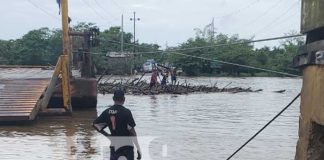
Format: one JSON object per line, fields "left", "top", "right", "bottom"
{"left": 105, "top": 52, "right": 134, "bottom": 75}
{"left": 106, "top": 52, "right": 132, "bottom": 58}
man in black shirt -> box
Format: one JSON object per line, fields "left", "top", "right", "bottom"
{"left": 93, "top": 90, "right": 141, "bottom": 160}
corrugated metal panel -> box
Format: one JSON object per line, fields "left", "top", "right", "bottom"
{"left": 0, "top": 78, "right": 49, "bottom": 122}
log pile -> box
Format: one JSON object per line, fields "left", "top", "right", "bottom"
{"left": 97, "top": 77, "right": 262, "bottom": 95}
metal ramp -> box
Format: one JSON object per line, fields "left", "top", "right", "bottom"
{"left": 0, "top": 75, "right": 50, "bottom": 122}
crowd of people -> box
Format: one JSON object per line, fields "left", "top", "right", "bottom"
{"left": 149, "top": 68, "right": 177, "bottom": 89}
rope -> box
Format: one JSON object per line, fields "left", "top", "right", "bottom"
{"left": 226, "top": 92, "right": 301, "bottom": 160}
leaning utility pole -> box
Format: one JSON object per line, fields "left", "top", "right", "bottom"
{"left": 294, "top": 0, "right": 324, "bottom": 159}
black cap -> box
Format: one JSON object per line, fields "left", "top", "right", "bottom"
{"left": 113, "top": 90, "right": 125, "bottom": 100}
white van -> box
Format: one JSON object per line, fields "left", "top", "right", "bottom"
{"left": 142, "top": 59, "right": 156, "bottom": 72}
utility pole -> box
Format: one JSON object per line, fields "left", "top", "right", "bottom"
{"left": 294, "top": 0, "right": 324, "bottom": 159}
{"left": 211, "top": 17, "right": 215, "bottom": 42}
{"left": 121, "top": 14, "right": 124, "bottom": 53}
{"left": 130, "top": 12, "right": 140, "bottom": 53}
{"left": 130, "top": 12, "right": 140, "bottom": 72}
{"left": 121, "top": 14, "right": 130, "bottom": 74}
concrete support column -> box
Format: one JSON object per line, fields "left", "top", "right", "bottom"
{"left": 295, "top": 66, "right": 324, "bottom": 160}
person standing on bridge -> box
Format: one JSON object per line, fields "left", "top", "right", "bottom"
{"left": 93, "top": 90, "right": 141, "bottom": 160}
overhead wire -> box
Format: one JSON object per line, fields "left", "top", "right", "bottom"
{"left": 94, "top": 0, "right": 119, "bottom": 21}
{"left": 81, "top": 0, "right": 114, "bottom": 24}
{"left": 214, "top": 0, "right": 262, "bottom": 19}
{"left": 254, "top": 1, "right": 300, "bottom": 36}
{"left": 267, "top": 7, "right": 301, "bottom": 33}
{"left": 85, "top": 34, "right": 304, "bottom": 55}
{"left": 134, "top": 34, "right": 304, "bottom": 54}
{"left": 170, "top": 52, "right": 299, "bottom": 77}
{"left": 86, "top": 49, "right": 299, "bottom": 77}
{"left": 241, "top": 0, "right": 283, "bottom": 28}
{"left": 84, "top": 34, "right": 304, "bottom": 77}
{"left": 27, "top": 0, "right": 60, "bottom": 21}
{"left": 110, "top": 0, "right": 125, "bottom": 12}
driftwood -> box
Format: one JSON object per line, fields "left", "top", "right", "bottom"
{"left": 97, "top": 78, "right": 262, "bottom": 95}
{"left": 273, "top": 89, "right": 286, "bottom": 93}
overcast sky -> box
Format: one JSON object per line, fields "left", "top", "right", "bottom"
{"left": 0, "top": 0, "right": 301, "bottom": 48}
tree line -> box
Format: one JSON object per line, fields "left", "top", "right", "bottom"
{"left": 0, "top": 22, "right": 304, "bottom": 76}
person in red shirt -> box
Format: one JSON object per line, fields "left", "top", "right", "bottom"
{"left": 150, "top": 70, "right": 159, "bottom": 89}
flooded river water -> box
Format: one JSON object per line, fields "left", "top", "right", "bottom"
{"left": 0, "top": 75, "right": 302, "bottom": 160}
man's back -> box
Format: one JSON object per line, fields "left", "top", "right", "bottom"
{"left": 106, "top": 105, "right": 135, "bottom": 136}
{"left": 93, "top": 104, "right": 136, "bottom": 148}
{"left": 93, "top": 90, "right": 141, "bottom": 160}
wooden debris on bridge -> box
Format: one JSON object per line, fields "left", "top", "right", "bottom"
{"left": 97, "top": 77, "right": 262, "bottom": 95}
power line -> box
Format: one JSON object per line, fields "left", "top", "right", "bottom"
{"left": 81, "top": 0, "right": 113, "bottom": 23}
{"left": 268, "top": 7, "right": 301, "bottom": 32}
{"left": 215, "top": 0, "right": 262, "bottom": 19}
{"left": 170, "top": 52, "right": 299, "bottom": 77}
{"left": 83, "top": 34, "right": 304, "bottom": 76}
{"left": 226, "top": 93, "right": 301, "bottom": 160}
{"left": 135, "top": 34, "right": 304, "bottom": 54}
{"left": 242, "top": 0, "right": 283, "bottom": 28}
{"left": 94, "top": 0, "right": 119, "bottom": 21}
{"left": 87, "top": 48, "right": 299, "bottom": 77}
{"left": 142, "top": 35, "right": 304, "bottom": 77}
{"left": 110, "top": 0, "right": 125, "bottom": 12}
{"left": 84, "top": 35, "right": 302, "bottom": 77}
{"left": 96, "top": 33, "right": 305, "bottom": 55}
{"left": 254, "top": 1, "right": 300, "bottom": 35}
{"left": 87, "top": 34, "right": 304, "bottom": 55}
{"left": 27, "top": 0, "right": 60, "bottom": 21}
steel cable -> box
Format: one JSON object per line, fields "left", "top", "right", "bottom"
{"left": 226, "top": 92, "right": 301, "bottom": 160}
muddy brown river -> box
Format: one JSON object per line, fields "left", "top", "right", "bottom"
{"left": 0, "top": 74, "right": 302, "bottom": 160}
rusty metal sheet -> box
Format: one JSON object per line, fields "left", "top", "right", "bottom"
{"left": 0, "top": 76, "right": 50, "bottom": 122}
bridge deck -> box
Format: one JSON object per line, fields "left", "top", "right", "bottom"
{"left": 0, "top": 68, "right": 51, "bottom": 122}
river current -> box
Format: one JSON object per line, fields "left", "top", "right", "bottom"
{"left": 0, "top": 75, "right": 302, "bottom": 160}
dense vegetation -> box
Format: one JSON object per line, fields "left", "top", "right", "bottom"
{"left": 0, "top": 22, "right": 304, "bottom": 76}
{"left": 168, "top": 31, "right": 304, "bottom": 76}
